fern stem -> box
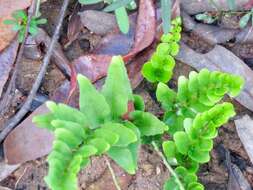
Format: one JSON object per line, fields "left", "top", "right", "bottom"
{"left": 152, "top": 141, "right": 185, "bottom": 190}
{"left": 105, "top": 158, "right": 122, "bottom": 190}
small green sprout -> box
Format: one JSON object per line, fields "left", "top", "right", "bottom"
{"left": 4, "top": 10, "right": 47, "bottom": 42}
{"left": 141, "top": 17, "right": 182, "bottom": 83}
{"left": 78, "top": 0, "right": 137, "bottom": 34}
{"left": 239, "top": 8, "right": 253, "bottom": 28}
{"left": 195, "top": 13, "right": 218, "bottom": 24}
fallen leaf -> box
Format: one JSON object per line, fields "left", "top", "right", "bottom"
{"left": 73, "top": 54, "right": 112, "bottom": 82}
{"left": 0, "top": 0, "right": 32, "bottom": 17}
{"left": 94, "top": 13, "right": 136, "bottom": 55}
{"left": 181, "top": 11, "right": 239, "bottom": 45}
{"left": 127, "top": 44, "right": 156, "bottom": 89}
{"left": 181, "top": 0, "right": 248, "bottom": 15}
{"left": 0, "top": 40, "right": 19, "bottom": 96}
{"left": 0, "top": 186, "right": 12, "bottom": 190}
{"left": 0, "top": 17, "right": 17, "bottom": 52}
{"left": 79, "top": 10, "right": 117, "bottom": 36}
{"left": 0, "top": 0, "right": 32, "bottom": 51}
{"left": 65, "top": 8, "right": 82, "bottom": 47}
{"left": 177, "top": 43, "right": 253, "bottom": 112}
{"left": 34, "top": 29, "right": 71, "bottom": 76}
{"left": 0, "top": 161, "right": 20, "bottom": 181}
{"left": 124, "top": 0, "right": 156, "bottom": 60}
{"left": 3, "top": 105, "right": 54, "bottom": 164}
{"left": 235, "top": 115, "right": 253, "bottom": 164}
{"left": 226, "top": 150, "right": 252, "bottom": 190}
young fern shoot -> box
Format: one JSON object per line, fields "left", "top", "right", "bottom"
{"left": 142, "top": 17, "right": 182, "bottom": 83}
{"left": 33, "top": 56, "right": 168, "bottom": 190}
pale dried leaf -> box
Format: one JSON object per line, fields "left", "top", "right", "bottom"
{"left": 235, "top": 115, "right": 253, "bottom": 164}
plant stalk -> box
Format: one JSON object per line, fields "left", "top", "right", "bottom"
{"left": 105, "top": 158, "right": 122, "bottom": 190}
{"left": 152, "top": 141, "right": 185, "bottom": 190}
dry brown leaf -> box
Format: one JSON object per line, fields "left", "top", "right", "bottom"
{"left": 0, "top": 16, "right": 17, "bottom": 52}
{"left": 0, "top": 0, "right": 32, "bottom": 17}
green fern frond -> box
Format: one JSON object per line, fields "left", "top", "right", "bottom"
{"left": 33, "top": 56, "right": 167, "bottom": 190}
{"left": 162, "top": 103, "right": 235, "bottom": 190}
{"left": 141, "top": 17, "right": 182, "bottom": 83}
{"left": 157, "top": 69, "right": 244, "bottom": 134}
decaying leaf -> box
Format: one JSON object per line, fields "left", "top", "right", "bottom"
{"left": 66, "top": 6, "right": 82, "bottom": 47}
{"left": 181, "top": 0, "right": 249, "bottom": 15}
{"left": 124, "top": 0, "right": 156, "bottom": 60}
{"left": 0, "top": 40, "right": 19, "bottom": 96}
{"left": 3, "top": 105, "right": 54, "bottom": 164}
{"left": 226, "top": 150, "right": 252, "bottom": 190}
{"left": 79, "top": 10, "right": 117, "bottom": 35}
{"left": 0, "top": 161, "right": 20, "bottom": 181}
{"left": 235, "top": 115, "right": 253, "bottom": 164}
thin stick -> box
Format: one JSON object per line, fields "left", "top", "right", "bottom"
{"left": 0, "top": 0, "right": 70, "bottom": 142}
{"left": 105, "top": 158, "right": 122, "bottom": 190}
{"left": 152, "top": 141, "right": 185, "bottom": 190}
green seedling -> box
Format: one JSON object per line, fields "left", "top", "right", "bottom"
{"left": 78, "top": 0, "right": 137, "bottom": 34}
{"left": 4, "top": 10, "right": 47, "bottom": 42}
{"left": 33, "top": 56, "right": 167, "bottom": 190}
{"left": 195, "top": 13, "right": 218, "bottom": 24}
{"left": 239, "top": 8, "right": 253, "bottom": 28}
{"left": 141, "top": 17, "right": 182, "bottom": 83}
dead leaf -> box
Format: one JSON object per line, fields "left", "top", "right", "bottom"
{"left": 0, "top": 0, "right": 32, "bottom": 51}
{"left": 94, "top": 13, "right": 136, "bottom": 55}
{"left": 127, "top": 44, "right": 156, "bottom": 89}
{"left": 65, "top": 4, "right": 82, "bottom": 47}
{"left": 0, "top": 0, "right": 31, "bottom": 17}
{"left": 0, "top": 40, "right": 19, "bottom": 96}
{"left": 124, "top": 0, "right": 156, "bottom": 60}
{"left": 177, "top": 43, "right": 253, "bottom": 112}
{"left": 79, "top": 10, "right": 117, "bottom": 36}
{"left": 181, "top": 0, "right": 249, "bottom": 15}
{"left": 73, "top": 55, "right": 112, "bottom": 82}
{"left": 0, "top": 186, "right": 12, "bottom": 190}
{"left": 226, "top": 150, "right": 252, "bottom": 190}
{"left": 0, "top": 161, "right": 20, "bottom": 181}
{"left": 3, "top": 105, "right": 54, "bottom": 164}
{"left": 34, "top": 29, "right": 71, "bottom": 76}
{"left": 235, "top": 115, "right": 253, "bottom": 164}
{"left": 0, "top": 17, "right": 17, "bottom": 52}
{"left": 181, "top": 11, "right": 239, "bottom": 45}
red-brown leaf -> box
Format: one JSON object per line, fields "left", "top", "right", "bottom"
{"left": 0, "top": 40, "right": 19, "bottom": 96}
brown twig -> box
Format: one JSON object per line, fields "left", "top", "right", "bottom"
{"left": 0, "top": 0, "right": 70, "bottom": 142}
{"left": 0, "top": 0, "right": 37, "bottom": 116}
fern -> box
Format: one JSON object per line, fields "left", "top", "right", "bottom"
{"left": 141, "top": 17, "right": 182, "bottom": 83}
{"left": 156, "top": 69, "right": 244, "bottom": 134}
{"left": 162, "top": 103, "right": 235, "bottom": 190}
{"left": 33, "top": 56, "right": 167, "bottom": 190}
